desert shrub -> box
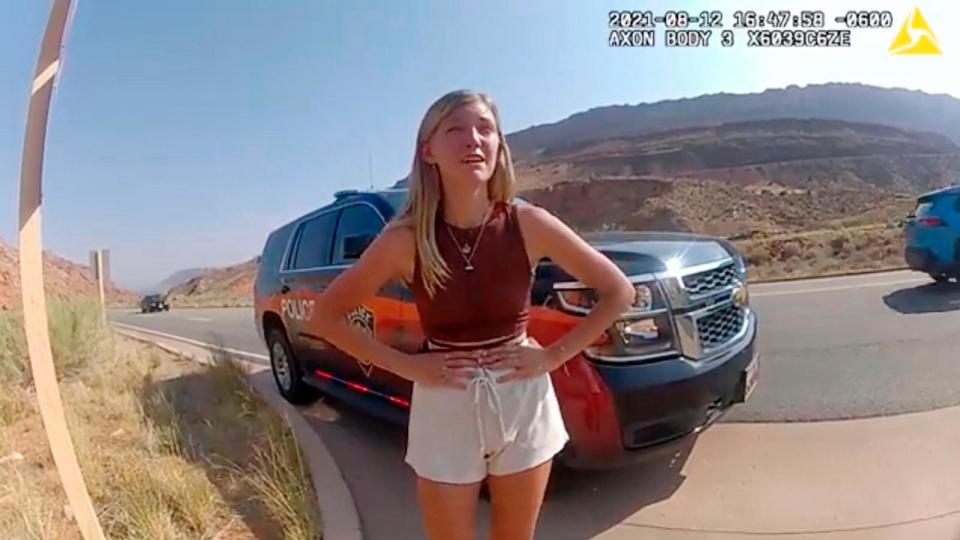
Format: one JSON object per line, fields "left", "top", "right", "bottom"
{"left": 0, "top": 309, "right": 27, "bottom": 387}
{"left": 779, "top": 241, "right": 802, "bottom": 261}
{"left": 829, "top": 235, "right": 847, "bottom": 255}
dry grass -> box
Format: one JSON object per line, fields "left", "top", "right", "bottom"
{"left": 0, "top": 299, "right": 321, "bottom": 539}
{"left": 230, "top": 411, "right": 318, "bottom": 540}
{"left": 165, "top": 350, "right": 321, "bottom": 540}
{"left": 735, "top": 223, "right": 908, "bottom": 281}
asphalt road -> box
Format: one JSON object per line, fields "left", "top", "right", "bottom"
{"left": 110, "top": 270, "right": 960, "bottom": 423}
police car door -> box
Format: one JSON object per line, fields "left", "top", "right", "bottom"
{"left": 280, "top": 210, "right": 339, "bottom": 373}
{"left": 325, "top": 202, "right": 403, "bottom": 396}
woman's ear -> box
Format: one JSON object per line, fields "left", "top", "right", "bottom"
{"left": 420, "top": 141, "right": 436, "bottom": 165}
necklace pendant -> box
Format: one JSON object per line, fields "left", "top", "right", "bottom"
{"left": 465, "top": 263, "right": 475, "bottom": 272}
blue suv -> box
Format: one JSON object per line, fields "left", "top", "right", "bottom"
{"left": 904, "top": 185, "right": 960, "bottom": 283}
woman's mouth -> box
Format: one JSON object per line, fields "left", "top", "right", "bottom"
{"left": 461, "top": 155, "right": 485, "bottom": 165}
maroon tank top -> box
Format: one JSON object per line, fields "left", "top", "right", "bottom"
{"left": 411, "top": 201, "right": 533, "bottom": 346}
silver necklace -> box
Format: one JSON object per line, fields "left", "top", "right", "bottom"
{"left": 444, "top": 206, "right": 492, "bottom": 272}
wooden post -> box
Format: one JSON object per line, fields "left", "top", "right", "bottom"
{"left": 95, "top": 249, "right": 106, "bottom": 323}
{"left": 18, "top": 0, "right": 106, "bottom": 538}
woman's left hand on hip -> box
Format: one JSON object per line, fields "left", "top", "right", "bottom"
{"left": 470, "top": 340, "right": 561, "bottom": 383}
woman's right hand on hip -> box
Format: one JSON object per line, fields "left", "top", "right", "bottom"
{"left": 394, "top": 351, "right": 480, "bottom": 389}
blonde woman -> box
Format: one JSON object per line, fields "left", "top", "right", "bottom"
{"left": 313, "top": 89, "right": 634, "bottom": 540}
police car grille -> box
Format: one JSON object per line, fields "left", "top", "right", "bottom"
{"left": 696, "top": 303, "right": 745, "bottom": 350}
{"left": 682, "top": 263, "right": 738, "bottom": 297}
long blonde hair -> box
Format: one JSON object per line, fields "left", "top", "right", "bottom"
{"left": 392, "top": 90, "right": 518, "bottom": 298}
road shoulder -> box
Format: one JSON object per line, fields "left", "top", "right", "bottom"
{"left": 112, "top": 326, "right": 364, "bottom": 540}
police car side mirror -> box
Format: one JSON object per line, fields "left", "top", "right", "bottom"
{"left": 343, "top": 233, "right": 376, "bottom": 260}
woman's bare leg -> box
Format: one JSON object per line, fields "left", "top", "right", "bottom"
{"left": 486, "top": 459, "right": 553, "bottom": 540}
{"left": 416, "top": 476, "right": 483, "bottom": 540}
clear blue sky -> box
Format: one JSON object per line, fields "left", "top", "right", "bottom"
{"left": 2, "top": 0, "right": 957, "bottom": 291}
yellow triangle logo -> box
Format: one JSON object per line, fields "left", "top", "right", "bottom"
{"left": 889, "top": 7, "right": 942, "bottom": 54}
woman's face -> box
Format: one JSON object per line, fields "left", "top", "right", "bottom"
{"left": 422, "top": 100, "right": 500, "bottom": 188}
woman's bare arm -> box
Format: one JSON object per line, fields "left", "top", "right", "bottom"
{"left": 312, "top": 221, "right": 502, "bottom": 388}
{"left": 310, "top": 224, "right": 415, "bottom": 374}
{"left": 518, "top": 205, "right": 635, "bottom": 364}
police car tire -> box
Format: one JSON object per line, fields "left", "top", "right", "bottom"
{"left": 266, "top": 327, "right": 318, "bottom": 405}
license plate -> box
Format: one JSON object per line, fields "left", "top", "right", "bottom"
{"left": 743, "top": 355, "right": 759, "bottom": 401}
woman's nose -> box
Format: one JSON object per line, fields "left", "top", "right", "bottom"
{"left": 466, "top": 127, "right": 483, "bottom": 146}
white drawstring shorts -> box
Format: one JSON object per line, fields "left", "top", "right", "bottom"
{"left": 404, "top": 336, "right": 570, "bottom": 484}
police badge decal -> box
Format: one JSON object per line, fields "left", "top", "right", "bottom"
{"left": 346, "top": 306, "right": 376, "bottom": 377}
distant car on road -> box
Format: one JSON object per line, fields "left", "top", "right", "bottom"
{"left": 253, "top": 188, "right": 759, "bottom": 469}
{"left": 904, "top": 185, "right": 960, "bottom": 283}
{"left": 140, "top": 294, "right": 170, "bottom": 313}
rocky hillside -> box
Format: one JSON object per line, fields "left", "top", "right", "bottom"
{"left": 177, "top": 84, "right": 960, "bottom": 293}
{"left": 506, "top": 83, "right": 960, "bottom": 156}
{"left": 515, "top": 118, "right": 959, "bottom": 236}
{"left": 149, "top": 267, "right": 210, "bottom": 295}
{"left": 165, "top": 258, "right": 258, "bottom": 307}
{"left": 0, "top": 237, "right": 138, "bottom": 311}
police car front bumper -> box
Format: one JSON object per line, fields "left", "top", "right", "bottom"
{"left": 560, "top": 311, "right": 758, "bottom": 469}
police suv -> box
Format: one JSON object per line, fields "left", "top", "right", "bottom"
{"left": 254, "top": 187, "right": 760, "bottom": 468}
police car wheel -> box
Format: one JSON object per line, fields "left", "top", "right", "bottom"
{"left": 266, "top": 327, "right": 318, "bottom": 405}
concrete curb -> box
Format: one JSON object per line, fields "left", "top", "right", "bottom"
{"left": 111, "top": 325, "right": 364, "bottom": 540}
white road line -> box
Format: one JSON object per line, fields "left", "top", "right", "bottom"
{"left": 752, "top": 278, "right": 930, "bottom": 297}
{"left": 185, "top": 317, "right": 211, "bottom": 322}
{"left": 110, "top": 321, "right": 269, "bottom": 361}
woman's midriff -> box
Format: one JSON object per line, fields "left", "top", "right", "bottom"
{"left": 424, "top": 331, "right": 528, "bottom": 352}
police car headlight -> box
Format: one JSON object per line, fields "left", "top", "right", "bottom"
{"left": 554, "top": 280, "right": 679, "bottom": 362}
{"left": 555, "top": 282, "right": 665, "bottom": 316}
{"left": 632, "top": 284, "right": 654, "bottom": 312}
{"left": 586, "top": 313, "right": 678, "bottom": 362}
